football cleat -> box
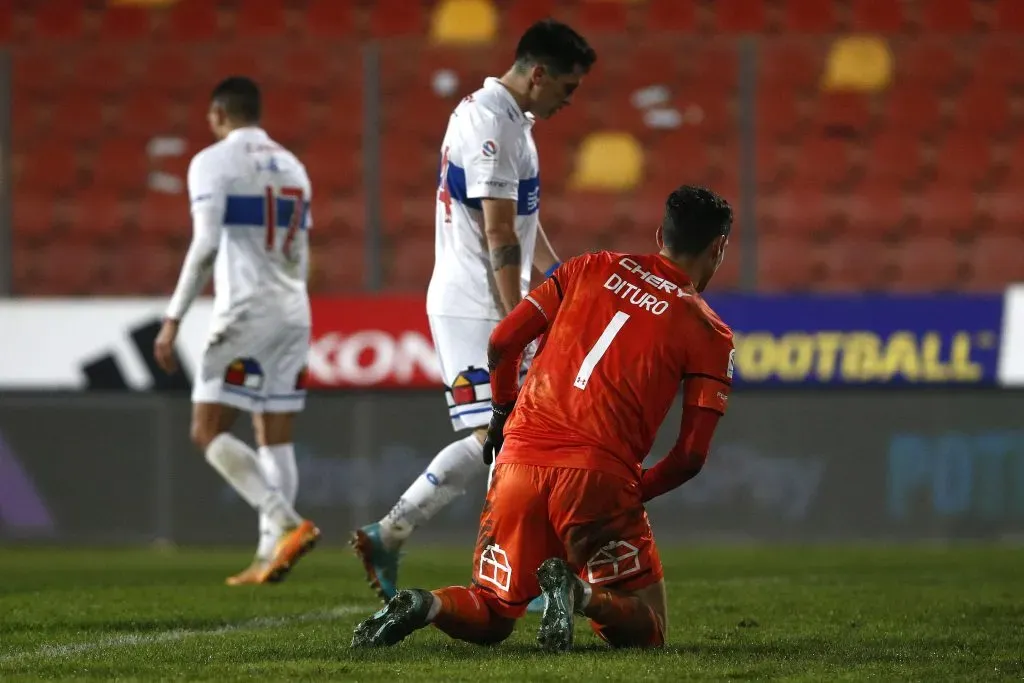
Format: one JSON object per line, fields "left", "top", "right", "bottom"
{"left": 351, "top": 588, "right": 433, "bottom": 648}
{"left": 535, "top": 557, "right": 581, "bottom": 652}
{"left": 350, "top": 523, "right": 400, "bottom": 603}
{"left": 225, "top": 559, "right": 274, "bottom": 586}
{"left": 258, "top": 520, "right": 320, "bottom": 584}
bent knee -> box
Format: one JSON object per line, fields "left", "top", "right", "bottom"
{"left": 473, "top": 616, "right": 516, "bottom": 645}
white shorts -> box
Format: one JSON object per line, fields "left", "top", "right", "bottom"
{"left": 428, "top": 315, "right": 531, "bottom": 431}
{"left": 192, "top": 321, "right": 310, "bottom": 414}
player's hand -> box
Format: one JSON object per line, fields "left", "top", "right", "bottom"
{"left": 154, "top": 318, "right": 181, "bottom": 375}
{"left": 482, "top": 401, "right": 515, "bottom": 465}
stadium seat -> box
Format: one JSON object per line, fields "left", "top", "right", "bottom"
{"left": 821, "top": 36, "right": 892, "bottom": 92}
{"left": 73, "top": 48, "right": 136, "bottom": 95}
{"left": 889, "top": 237, "right": 962, "bottom": 292}
{"left": 791, "top": 136, "right": 857, "bottom": 189}
{"left": 863, "top": 133, "right": 925, "bottom": 186}
{"left": 0, "top": 3, "right": 11, "bottom": 43}
{"left": 116, "top": 244, "right": 183, "bottom": 296}
{"left": 210, "top": 47, "right": 274, "bottom": 85}
{"left": 882, "top": 86, "right": 943, "bottom": 137}
{"left": 783, "top": 0, "right": 836, "bottom": 32}
{"left": 92, "top": 139, "right": 151, "bottom": 195}
{"left": 817, "top": 238, "right": 887, "bottom": 292}
{"left": 932, "top": 134, "right": 994, "bottom": 188}
{"left": 302, "top": 0, "right": 355, "bottom": 38}
{"left": 565, "top": 131, "right": 643, "bottom": 192}
{"left": 757, "top": 237, "right": 820, "bottom": 292}
{"left": 14, "top": 51, "right": 68, "bottom": 97}
{"left": 920, "top": 0, "right": 975, "bottom": 33}
{"left": 166, "top": 0, "right": 219, "bottom": 42}
{"left": 950, "top": 84, "right": 1010, "bottom": 135}
{"left": 30, "top": 244, "right": 106, "bottom": 296}
{"left": 813, "top": 91, "right": 873, "bottom": 134}
{"left": 714, "top": 0, "right": 765, "bottom": 33}
{"left": 576, "top": 1, "right": 630, "bottom": 34}
{"left": 387, "top": 237, "right": 436, "bottom": 291}
{"left": 430, "top": 0, "right": 498, "bottom": 44}
{"left": 33, "top": 0, "right": 86, "bottom": 40}
{"left": 965, "top": 236, "right": 1024, "bottom": 291}
{"left": 970, "top": 41, "right": 1024, "bottom": 89}
{"left": 66, "top": 192, "right": 132, "bottom": 243}
{"left": 895, "top": 42, "right": 962, "bottom": 90}
{"left": 302, "top": 143, "right": 362, "bottom": 196}
{"left": 98, "top": 4, "right": 153, "bottom": 41}
{"left": 314, "top": 239, "right": 366, "bottom": 291}
{"left": 643, "top": 0, "right": 696, "bottom": 32}
{"left": 16, "top": 144, "right": 78, "bottom": 195}
{"left": 842, "top": 181, "right": 907, "bottom": 239}
{"left": 137, "top": 193, "right": 188, "bottom": 241}
{"left": 759, "top": 189, "right": 841, "bottom": 239}
{"left": 53, "top": 90, "right": 105, "bottom": 144}
{"left": 996, "top": 0, "right": 1024, "bottom": 31}
{"left": 115, "top": 90, "right": 179, "bottom": 138}
{"left": 907, "top": 185, "right": 978, "bottom": 239}
{"left": 235, "top": 0, "right": 287, "bottom": 38}
{"left": 13, "top": 195, "right": 61, "bottom": 245}
{"left": 140, "top": 47, "right": 203, "bottom": 95}
{"left": 976, "top": 191, "right": 1024, "bottom": 235}
{"left": 504, "top": 0, "right": 558, "bottom": 36}
{"left": 761, "top": 42, "right": 824, "bottom": 92}
{"left": 371, "top": 0, "right": 426, "bottom": 37}
{"left": 850, "top": 0, "right": 907, "bottom": 32}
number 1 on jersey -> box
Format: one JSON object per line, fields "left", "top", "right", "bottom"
{"left": 264, "top": 186, "right": 305, "bottom": 258}
{"left": 574, "top": 311, "right": 631, "bottom": 390}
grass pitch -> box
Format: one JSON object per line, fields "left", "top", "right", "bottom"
{"left": 0, "top": 545, "right": 1021, "bottom": 681}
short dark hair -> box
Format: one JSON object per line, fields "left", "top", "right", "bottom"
{"left": 210, "top": 76, "right": 261, "bottom": 123}
{"left": 514, "top": 19, "right": 596, "bottom": 76}
{"left": 662, "top": 185, "right": 733, "bottom": 255}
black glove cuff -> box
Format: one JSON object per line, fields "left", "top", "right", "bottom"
{"left": 490, "top": 401, "right": 516, "bottom": 417}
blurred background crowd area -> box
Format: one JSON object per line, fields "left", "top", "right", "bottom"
{"left": 5, "top": 0, "right": 1024, "bottom": 295}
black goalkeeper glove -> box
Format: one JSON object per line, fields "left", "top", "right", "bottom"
{"left": 482, "top": 401, "right": 516, "bottom": 465}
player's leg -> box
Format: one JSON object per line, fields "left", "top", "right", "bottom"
{"left": 351, "top": 463, "right": 554, "bottom": 648}
{"left": 351, "top": 316, "right": 493, "bottom": 602}
{"left": 250, "top": 411, "right": 299, "bottom": 570}
{"left": 536, "top": 469, "right": 667, "bottom": 650}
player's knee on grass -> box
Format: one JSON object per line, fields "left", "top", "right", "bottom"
{"left": 190, "top": 403, "right": 238, "bottom": 450}
{"left": 435, "top": 613, "right": 516, "bottom": 646}
{"left": 589, "top": 611, "right": 665, "bottom": 649}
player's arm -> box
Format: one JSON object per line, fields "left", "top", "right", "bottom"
{"left": 464, "top": 114, "right": 522, "bottom": 316}
{"left": 155, "top": 153, "right": 225, "bottom": 374}
{"left": 533, "top": 222, "right": 560, "bottom": 279}
{"left": 640, "top": 335, "right": 735, "bottom": 502}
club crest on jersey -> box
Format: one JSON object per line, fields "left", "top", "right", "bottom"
{"left": 481, "top": 139, "right": 498, "bottom": 158}
{"left": 450, "top": 367, "right": 489, "bottom": 405}
{"left": 224, "top": 357, "right": 264, "bottom": 390}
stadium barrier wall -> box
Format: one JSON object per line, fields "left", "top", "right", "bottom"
{"left": 1, "top": 292, "right": 1023, "bottom": 544}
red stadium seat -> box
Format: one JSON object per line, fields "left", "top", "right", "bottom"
{"left": 13, "top": 195, "right": 61, "bottom": 244}
{"left": 842, "top": 181, "right": 908, "bottom": 240}
{"left": 16, "top": 144, "right": 78, "bottom": 195}
{"left": 758, "top": 189, "right": 840, "bottom": 239}
{"left": 370, "top": 0, "right": 426, "bottom": 37}
{"left": 760, "top": 42, "right": 823, "bottom": 91}
{"left": 116, "top": 244, "right": 183, "bottom": 296}
{"left": 813, "top": 92, "right": 873, "bottom": 134}
{"left": 906, "top": 185, "right": 978, "bottom": 239}
{"left": 920, "top": 0, "right": 975, "bottom": 32}
{"left": 644, "top": 0, "right": 696, "bottom": 33}
{"left": 314, "top": 240, "right": 366, "bottom": 292}
{"left": 577, "top": 1, "right": 629, "bottom": 34}
{"left": 881, "top": 86, "right": 943, "bottom": 137}
{"left": 14, "top": 51, "right": 68, "bottom": 97}
{"left": 137, "top": 193, "right": 188, "bottom": 241}
{"left": 715, "top": 0, "right": 765, "bottom": 33}
{"left": 387, "top": 237, "right": 435, "bottom": 291}
{"left": 235, "top": 0, "right": 287, "bottom": 38}
{"left": 33, "top": 0, "right": 86, "bottom": 40}
{"left": 851, "top": 0, "right": 907, "bottom": 32}
{"left": 0, "top": 3, "right": 11, "bottom": 43}
{"left": 976, "top": 192, "right": 1024, "bottom": 235}
{"left": 210, "top": 47, "right": 274, "bottom": 84}
{"left": 167, "top": 0, "right": 219, "bottom": 42}
{"left": 92, "top": 139, "right": 151, "bottom": 195}
{"left": 996, "top": 0, "right": 1024, "bottom": 31}
{"left": 863, "top": 133, "right": 925, "bottom": 187}
{"left": 302, "top": 142, "right": 362, "bottom": 196}
{"left": 965, "top": 236, "right": 1024, "bottom": 291}
{"left": 276, "top": 46, "right": 336, "bottom": 91}
{"left": 50, "top": 90, "right": 105, "bottom": 144}
{"left": 140, "top": 47, "right": 204, "bottom": 95}
{"left": 894, "top": 42, "right": 961, "bottom": 90}
{"left": 818, "top": 238, "right": 888, "bottom": 292}
{"left": 98, "top": 4, "right": 153, "bottom": 41}
{"left": 302, "top": 0, "right": 355, "bottom": 38}
{"left": 783, "top": 0, "right": 836, "bottom": 32}
{"left": 30, "top": 244, "right": 106, "bottom": 296}
{"left": 791, "top": 136, "right": 858, "bottom": 189}
{"left": 970, "top": 41, "right": 1024, "bottom": 89}
{"left": 505, "top": 0, "right": 558, "bottom": 36}
{"left": 72, "top": 48, "right": 134, "bottom": 95}
{"left": 950, "top": 84, "right": 1011, "bottom": 135}
{"left": 757, "top": 237, "right": 820, "bottom": 292}
{"left": 116, "top": 91, "right": 179, "bottom": 138}
{"left": 932, "top": 133, "right": 994, "bottom": 188}
{"left": 889, "top": 237, "right": 962, "bottom": 292}
{"left": 66, "top": 192, "right": 132, "bottom": 243}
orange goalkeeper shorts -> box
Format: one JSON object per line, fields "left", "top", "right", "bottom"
{"left": 470, "top": 461, "right": 664, "bottom": 619}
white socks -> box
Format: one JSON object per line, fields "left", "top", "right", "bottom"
{"left": 256, "top": 443, "right": 299, "bottom": 560}
{"left": 379, "top": 433, "right": 486, "bottom": 549}
{"left": 204, "top": 433, "right": 301, "bottom": 533}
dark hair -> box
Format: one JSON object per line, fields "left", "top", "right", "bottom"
{"left": 210, "top": 76, "right": 261, "bottom": 123}
{"left": 514, "top": 19, "right": 596, "bottom": 76}
{"left": 662, "top": 185, "right": 733, "bottom": 255}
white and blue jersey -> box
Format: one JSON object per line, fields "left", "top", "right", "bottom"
{"left": 187, "top": 126, "right": 313, "bottom": 331}
{"left": 427, "top": 77, "right": 540, "bottom": 321}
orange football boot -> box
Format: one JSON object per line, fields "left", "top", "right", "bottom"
{"left": 225, "top": 559, "right": 271, "bottom": 586}
{"left": 258, "top": 520, "right": 321, "bottom": 583}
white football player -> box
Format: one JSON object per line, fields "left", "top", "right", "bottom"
{"left": 351, "top": 20, "right": 596, "bottom": 611}
{"left": 155, "top": 77, "right": 320, "bottom": 585}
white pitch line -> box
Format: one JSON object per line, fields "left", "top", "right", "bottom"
{"left": 0, "top": 604, "right": 370, "bottom": 665}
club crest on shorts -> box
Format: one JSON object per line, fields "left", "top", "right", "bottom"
{"left": 224, "top": 357, "right": 264, "bottom": 390}
{"left": 478, "top": 543, "right": 512, "bottom": 592}
{"left": 586, "top": 540, "right": 641, "bottom": 584}
{"left": 450, "top": 367, "right": 489, "bottom": 405}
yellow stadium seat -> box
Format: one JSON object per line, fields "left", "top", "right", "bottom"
{"left": 822, "top": 35, "right": 893, "bottom": 92}
{"left": 569, "top": 132, "right": 644, "bottom": 192}
{"left": 430, "top": 0, "right": 497, "bottom": 45}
